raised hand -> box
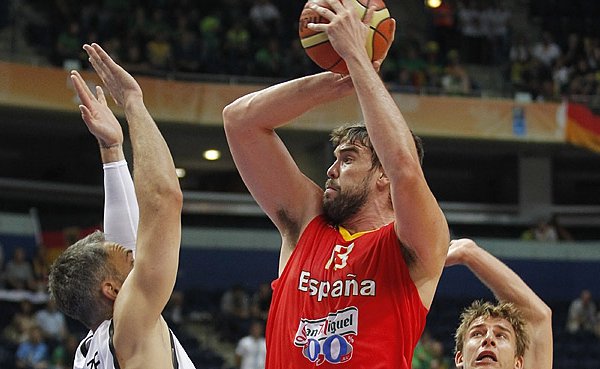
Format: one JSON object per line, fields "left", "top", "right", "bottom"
{"left": 445, "top": 238, "right": 478, "bottom": 267}
{"left": 307, "top": 0, "right": 371, "bottom": 61}
{"left": 70, "top": 70, "right": 123, "bottom": 148}
{"left": 83, "top": 43, "right": 143, "bottom": 106}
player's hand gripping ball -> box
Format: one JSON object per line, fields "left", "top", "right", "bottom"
{"left": 299, "top": 0, "right": 394, "bottom": 74}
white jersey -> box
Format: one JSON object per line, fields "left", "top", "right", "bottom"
{"left": 235, "top": 335, "right": 266, "bottom": 369}
{"left": 74, "top": 319, "right": 196, "bottom": 369}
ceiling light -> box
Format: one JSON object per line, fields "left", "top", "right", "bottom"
{"left": 175, "top": 168, "right": 186, "bottom": 178}
{"left": 203, "top": 149, "right": 221, "bottom": 161}
{"left": 426, "top": 0, "right": 442, "bottom": 8}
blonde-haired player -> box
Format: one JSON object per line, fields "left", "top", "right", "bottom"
{"left": 447, "top": 238, "right": 553, "bottom": 369}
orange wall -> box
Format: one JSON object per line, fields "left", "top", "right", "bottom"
{"left": 0, "top": 61, "right": 563, "bottom": 142}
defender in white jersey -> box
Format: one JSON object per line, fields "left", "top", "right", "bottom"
{"left": 48, "top": 43, "right": 195, "bottom": 369}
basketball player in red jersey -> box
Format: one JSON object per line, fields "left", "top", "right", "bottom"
{"left": 448, "top": 239, "right": 552, "bottom": 369}
{"left": 223, "top": 0, "right": 449, "bottom": 367}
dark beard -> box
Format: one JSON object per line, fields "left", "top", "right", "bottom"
{"left": 323, "top": 182, "right": 370, "bottom": 226}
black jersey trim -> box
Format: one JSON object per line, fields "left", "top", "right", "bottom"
{"left": 108, "top": 320, "right": 179, "bottom": 369}
{"left": 108, "top": 320, "right": 121, "bottom": 369}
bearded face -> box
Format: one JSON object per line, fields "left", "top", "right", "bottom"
{"left": 322, "top": 174, "right": 372, "bottom": 226}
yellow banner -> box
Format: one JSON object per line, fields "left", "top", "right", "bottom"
{"left": 0, "top": 62, "right": 564, "bottom": 142}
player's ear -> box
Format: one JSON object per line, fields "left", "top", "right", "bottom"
{"left": 454, "top": 350, "right": 464, "bottom": 368}
{"left": 376, "top": 169, "right": 389, "bottom": 188}
{"left": 514, "top": 355, "right": 524, "bottom": 369}
{"left": 101, "top": 281, "right": 119, "bottom": 301}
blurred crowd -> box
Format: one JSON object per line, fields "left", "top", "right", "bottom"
{"left": 2, "top": 0, "right": 600, "bottom": 101}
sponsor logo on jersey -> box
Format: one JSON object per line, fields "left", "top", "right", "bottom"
{"left": 294, "top": 307, "right": 358, "bottom": 365}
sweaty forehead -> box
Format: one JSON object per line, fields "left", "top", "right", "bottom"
{"left": 470, "top": 316, "right": 515, "bottom": 333}
{"left": 334, "top": 141, "right": 369, "bottom": 155}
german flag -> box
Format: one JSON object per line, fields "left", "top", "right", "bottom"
{"left": 566, "top": 103, "right": 600, "bottom": 153}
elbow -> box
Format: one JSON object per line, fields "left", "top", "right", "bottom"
{"left": 531, "top": 302, "right": 553, "bottom": 326}
{"left": 165, "top": 183, "right": 184, "bottom": 211}
{"left": 539, "top": 303, "right": 552, "bottom": 323}
{"left": 171, "top": 186, "right": 184, "bottom": 210}
{"left": 146, "top": 179, "right": 183, "bottom": 212}
{"left": 222, "top": 97, "right": 248, "bottom": 133}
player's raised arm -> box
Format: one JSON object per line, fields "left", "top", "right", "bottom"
{"left": 223, "top": 72, "right": 354, "bottom": 271}
{"left": 71, "top": 71, "right": 139, "bottom": 252}
{"left": 81, "top": 41, "right": 183, "bottom": 342}
{"left": 308, "top": 0, "right": 449, "bottom": 308}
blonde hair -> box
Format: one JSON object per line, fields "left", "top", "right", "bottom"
{"left": 454, "top": 300, "right": 529, "bottom": 358}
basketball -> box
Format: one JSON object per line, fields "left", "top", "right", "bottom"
{"left": 298, "top": 0, "right": 394, "bottom": 74}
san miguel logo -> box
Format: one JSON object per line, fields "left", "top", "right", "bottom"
{"left": 294, "top": 307, "right": 358, "bottom": 365}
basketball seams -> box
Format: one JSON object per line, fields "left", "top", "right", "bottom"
{"left": 326, "top": 58, "right": 345, "bottom": 72}
{"left": 369, "top": 9, "right": 392, "bottom": 42}
{"left": 301, "top": 32, "right": 331, "bottom": 49}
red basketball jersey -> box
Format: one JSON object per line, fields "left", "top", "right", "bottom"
{"left": 265, "top": 215, "right": 428, "bottom": 369}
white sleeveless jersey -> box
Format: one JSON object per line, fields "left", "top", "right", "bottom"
{"left": 74, "top": 319, "right": 196, "bottom": 369}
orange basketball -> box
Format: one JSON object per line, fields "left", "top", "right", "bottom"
{"left": 298, "top": 0, "right": 394, "bottom": 74}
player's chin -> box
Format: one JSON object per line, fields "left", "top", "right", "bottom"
{"left": 324, "top": 187, "right": 338, "bottom": 196}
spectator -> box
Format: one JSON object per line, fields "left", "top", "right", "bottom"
{"left": 249, "top": 0, "right": 281, "bottom": 37}
{"left": 531, "top": 32, "right": 561, "bottom": 69}
{"left": 563, "top": 33, "right": 585, "bottom": 67}
{"left": 250, "top": 283, "right": 272, "bottom": 321}
{"left": 412, "top": 331, "right": 436, "bottom": 369}
{"left": 198, "top": 11, "right": 223, "bottom": 73}
{"left": 553, "top": 56, "right": 571, "bottom": 96}
{"left": 398, "top": 44, "right": 427, "bottom": 90}
{"left": 484, "top": 0, "right": 511, "bottom": 65}
{"left": 164, "top": 290, "right": 188, "bottom": 329}
{"left": 221, "top": 284, "right": 250, "bottom": 342}
{"left": 457, "top": 0, "right": 484, "bottom": 64}
{"left": 31, "top": 245, "right": 50, "bottom": 292}
{"left": 235, "top": 320, "right": 266, "bottom": 369}
{"left": 224, "top": 19, "right": 251, "bottom": 74}
{"left": 221, "top": 284, "right": 251, "bottom": 320}
{"left": 509, "top": 34, "right": 532, "bottom": 90}
{"left": 33, "top": 299, "right": 67, "bottom": 345}
{"left": 281, "top": 39, "right": 316, "bottom": 78}
{"left": 427, "top": 340, "right": 452, "bottom": 369}
{"left": 549, "top": 214, "right": 574, "bottom": 241}
{"left": 55, "top": 21, "right": 83, "bottom": 68}
{"left": 566, "top": 289, "right": 597, "bottom": 335}
{"left": 423, "top": 41, "right": 444, "bottom": 92}
{"left": 48, "top": 333, "right": 78, "bottom": 369}
{"left": 253, "top": 37, "right": 282, "bottom": 77}
{"left": 521, "top": 218, "right": 558, "bottom": 242}
{"left": 146, "top": 32, "right": 173, "bottom": 71}
{"left": 4, "top": 247, "right": 36, "bottom": 291}
{"left": 15, "top": 325, "right": 49, "bottom": 369}
{"left": 428, "top": 0, "right": 457, "bottom": 58}
{"left": 174, "top": 28, "right": 202, "bottom": 73}
{"left": 441, "top": 49, "right": 472, "bottom": 95}
{"left": 2, "top": 300, "right": 37, "bottom": 345}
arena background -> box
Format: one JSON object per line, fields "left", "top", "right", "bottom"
{"left": 0, "top": 0, "right": 599, "bottom": 368}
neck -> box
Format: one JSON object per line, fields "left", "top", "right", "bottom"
{"left": 339, "top": 203, "right": 394, "bottom": 234}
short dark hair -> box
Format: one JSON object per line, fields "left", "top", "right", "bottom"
{"left": 48, "top": 230, "right": 116, "bottom": 328}
{"left": 329, "top": 122, "right": 424, "bottom": 168}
